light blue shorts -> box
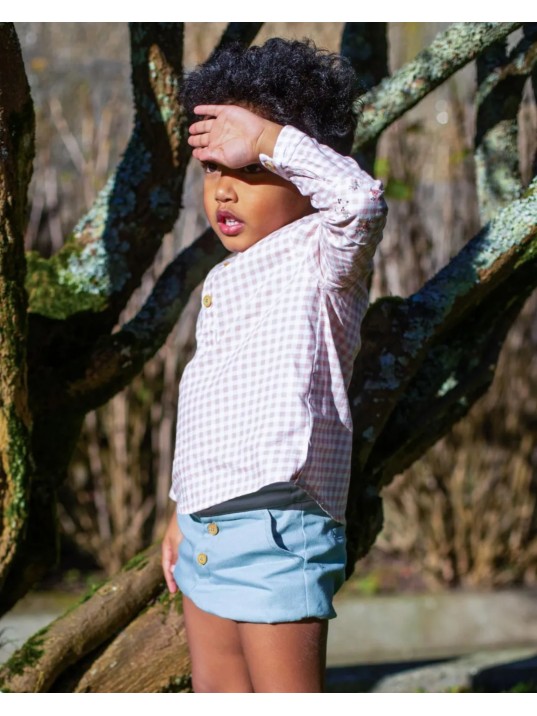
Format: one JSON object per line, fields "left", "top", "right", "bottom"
{"left": 173, "top": 505, "right": 346, "bottom": 623}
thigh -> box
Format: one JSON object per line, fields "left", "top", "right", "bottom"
{"left": 182, "top": 596, "right": 253, "bottom": 693}
{"left": 238, "top": 618, "right": 328, "bottom": 693}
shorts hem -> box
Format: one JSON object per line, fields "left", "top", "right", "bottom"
{"left": 178, "top": 583, "right": 338, "bottom": 623}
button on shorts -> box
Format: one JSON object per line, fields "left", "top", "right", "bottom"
{"left": 173, "top": 505, "right": 346, "bottom": 623}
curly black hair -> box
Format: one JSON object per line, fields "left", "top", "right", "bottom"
{"left": 182, "top": 38, "right": 361, "bottom": 155}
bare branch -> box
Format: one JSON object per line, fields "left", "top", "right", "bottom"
{"left": 354, "top": 22, "right": 522, "bottom": 150}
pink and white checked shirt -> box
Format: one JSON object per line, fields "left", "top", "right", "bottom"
{"left": 170, "top": 125, "right": 387, "bottom": 523}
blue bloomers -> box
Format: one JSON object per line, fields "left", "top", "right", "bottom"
{"left": 174, "top": 504, "right": 346, "bottom": 623}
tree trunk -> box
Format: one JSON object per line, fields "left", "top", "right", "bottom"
{"left": 0, "top": 23, "right": 35, "bottom": 597}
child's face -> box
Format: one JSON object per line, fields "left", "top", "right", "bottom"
{"left": 202, "top": 160, "right": 312, "bottom": 253}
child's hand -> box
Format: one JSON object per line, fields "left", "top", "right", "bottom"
{"left": 161, "top": 512, "right": 182, "bottom": 593}
{"left": 188, "top": 104, "right": 282, "bottom": 168}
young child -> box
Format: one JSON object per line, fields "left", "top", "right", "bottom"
{"left": 161, "top": 38, "right": 387, "bottom": 692}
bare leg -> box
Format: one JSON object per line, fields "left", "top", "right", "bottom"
{"left": 238, "top": 618, "right": 328, "bottom": 692}
{"left": 182, "top": 596, "right": 254, "bottom": 693}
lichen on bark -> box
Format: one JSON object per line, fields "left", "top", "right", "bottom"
{"left": 354, "top": 22, "right": 522, "bottom": 150}
{"left": 26, "top": 23, "right": 189, "bottom": 323}
{"left": 0, "top": 22, "right": 35, "bottom": 593}
{"left": 475, "top": 26, "right": 537, "bottom": 223}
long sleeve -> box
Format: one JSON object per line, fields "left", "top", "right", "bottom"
{"left": 259, "top": 125, "right": 387, "bottom": 289}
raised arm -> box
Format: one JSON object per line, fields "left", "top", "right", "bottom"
{"left": 259, "top": 125, "right": 388, "bottom": 289}
{"left": 188, "top": 105, "right": 387, "bottom": 289}
{"left": 188, "top": 104, "right": 282, "bottom": 167}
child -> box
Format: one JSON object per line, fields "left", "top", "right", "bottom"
{"left": 161, "top": 38, "right": 387, "bottom": 693}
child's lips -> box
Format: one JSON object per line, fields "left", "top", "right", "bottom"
{"left": 216, "top": 209, "right": 244, "bottom": 237}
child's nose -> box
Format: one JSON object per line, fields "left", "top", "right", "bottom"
{"left": 215, "top": 174, "right": 237, "bottom": 202}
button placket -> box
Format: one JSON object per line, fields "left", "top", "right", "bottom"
{"left": 200, "top": 276, "right": 218, "bottom": 344}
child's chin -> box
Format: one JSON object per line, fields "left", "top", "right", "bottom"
{"left": 219, "top": 234, "right": 264, "bottom": 253}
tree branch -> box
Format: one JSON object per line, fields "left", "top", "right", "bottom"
{"left": 475, "top": 27, "right": 537, "bottom": 222}
{"left": 60, "top": 229, "right": 228, "bottom": 413}
{"left": 341, "top": 23, "right": 389, "bottom": 175}
{"left": 25, "top": 23, "right": 189, "bottom": 323}
{"left": 0, "top": 23, "right": 35, "bottom": 593}
{"left": 353, "top": 22, "right": 522, "bottom": 151}
{"left": 352, "top": 177, "right": 537, "bottom": 467}
{"left": 62, "top": 593, "right": 189, "bottom": 692}
{"left": 0, "top": 545, "right": 166, "bottom": 692}
{"left": 212, "top": 22, "right": 264, "bottom": 53}
{"left": 530, "top": 25, "right": 537, "bottom": 177}
{"left": 345, "top": 179, "right": 537, "bottom": 566}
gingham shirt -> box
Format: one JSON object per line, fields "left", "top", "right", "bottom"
{"left": 170, "top": 125, "right": 387, "bottom": 523}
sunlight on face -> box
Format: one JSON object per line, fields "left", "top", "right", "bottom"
{"left": 202, "top": 160, "right": 312, "bottom": 252}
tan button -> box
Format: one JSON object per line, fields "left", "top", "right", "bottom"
{"left": 223, "top": 261, "right": 230, "bottom": 267}
{"left": 197, "top": 553, "right": 208, "bottom": 566}
{"left": 207, "top": 522, "right": 219, "bottom": 536}
{"left": 202, "top": 294, "right": 212, "bottom": 308}
{"left": 263, "top": 159, "right": 275, "bottom": 170}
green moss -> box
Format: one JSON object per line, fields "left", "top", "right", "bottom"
{"left": 25, "top": 249, "right": 109, "bottom": 319}
{"left": 123, "top": 552, "right": 149, "bottom": 571}
{"left": 78, "top": 577, "right": 106, "bottom": 604}
{"left": 2, "top": 404, "right": 31, "bottom": 534}
{"left": 2, "top": 628, "right": 47, "bottom": 678}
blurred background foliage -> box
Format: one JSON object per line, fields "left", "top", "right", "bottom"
{"left": 16, "top": 22, "right": 537, "bottom": 587}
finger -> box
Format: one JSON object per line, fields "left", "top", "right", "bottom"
{"left": 193, "top": 104, "right": 224, "bottom": 117}
{"left": 165, "top": 567, "right": 178, "bottom": 593}
{"left": 188, "top": 133, "right": 210, "bottom": 148}
{"left": 191, "top": 147, "right": 207, "bottom": 161}
{"left": 162, "top": 552, "right": 178, "bottom": 593}
{"left": 192, "top": 146, "right": 223, "bottom": 163}
{"left": 189, "top": 119, "right": 214, "bottom": 135}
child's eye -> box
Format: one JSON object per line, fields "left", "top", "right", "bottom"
{"left": 202, "top": 161, "right": 219, "bottom": 174}
{"left": 241, "top": 163, "right": 264, "bottom": 175}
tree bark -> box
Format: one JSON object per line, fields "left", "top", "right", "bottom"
{"left": 63, "top": 594, "right": 190, "bottom": 693}
{"left": 0, "top": 23, "right": 35, "bottom": 595}
{"left": 25, "top": 22, "right": 188, "bottom": 323}
{"left": 345, "top": 177, "right": 537, "bottom": 567}
{"left": 56, "top": 228, "right": 228, "bottom": 415}
{"left": 212, "top": 22, "right": 263, "bottom": 54}
{"left": 341, "top": 22, "right": 389, "bottom": 176}
{"left": 475, "top": 27, "right": 537, "bottom": 222}
{"left": 354, "top": 22, "right": 522, "bottom": 151}
{"left": 0, "top": 22, "right": 187, "bottom": 615}
{"left": 0, "top": 547, "right": 187, "bottom": 693}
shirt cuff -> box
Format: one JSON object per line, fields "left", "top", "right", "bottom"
{"left": 258, "top": 125, "right": 307, "bottom": 180}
